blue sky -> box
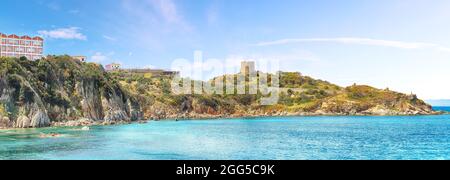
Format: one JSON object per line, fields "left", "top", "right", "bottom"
{"left": 1, "top": 0, "right": 450, "bottom": 99}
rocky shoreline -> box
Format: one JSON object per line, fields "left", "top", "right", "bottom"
{"left": 1, "top": 110, "right": 445, "bottom": 130}
{"left": 49, "top": 110, "right": 445, "bottom": 128}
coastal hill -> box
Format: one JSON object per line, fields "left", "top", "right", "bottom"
{"left": 115, "top": 70, "right": 435, "bottom": 120}
{"left": 0, "top": 56, "right": 436, "bottom": 128}
{"left": 0, "top": 56, "right": 141, "bottom": 128}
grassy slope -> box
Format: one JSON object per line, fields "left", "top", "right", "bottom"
{"left": 112, "top": 70, "right": 433, "bottom": 118}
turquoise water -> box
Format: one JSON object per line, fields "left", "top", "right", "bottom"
{"left": 1, "top": 115, "right": 450, "bottom": 160}
{"left": 434, "top": 106, "right": 450, "bottom": 112}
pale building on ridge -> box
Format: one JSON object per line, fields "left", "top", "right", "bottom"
{"left": 105, "top": 63, "right": 121, "bottom": 71}
{"left": 72, "top": 56, "right": 87, "bottom": 62}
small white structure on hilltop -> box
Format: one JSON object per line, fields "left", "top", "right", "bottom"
{"left": 72, "top": 56, "right": 87, "bottom": 62}
{"left": 240, "top": 61, "right": 256, "bottom": 75}
{"left": 105, "top": 63, "right": 121, "bottom": 71}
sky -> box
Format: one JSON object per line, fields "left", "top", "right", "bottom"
{"left": 1, "top": 0, "right": 450, "bottom": 100}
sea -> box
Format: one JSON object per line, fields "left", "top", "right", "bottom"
{"left": 434, "top": 106, "right": 450, "bottom": 112}
{"left": 0, "top": 109, "right": 449, "bottom": 160}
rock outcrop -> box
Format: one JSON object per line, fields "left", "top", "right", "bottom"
{"left": 0, "top": 56, "right": 143, "bottom": 128}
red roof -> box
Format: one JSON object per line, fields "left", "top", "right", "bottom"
{"left": 7, "top": 34, "right": 19, "bottom": 38}
{"left": 20, "top": 36, "right": 32, "bottom": 40}
{"left": 32, "top": 36, "right": 43, "bottom": 41}
{"left": 0, "top": 33, "right": 43, "bottom": 40}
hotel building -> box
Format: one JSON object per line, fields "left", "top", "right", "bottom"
{"left": 0, "top": 33, "right": 44, "bottom": 60}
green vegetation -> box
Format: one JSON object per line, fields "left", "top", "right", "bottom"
{"left": 113, "top": 66, "right": 432, "bottom": 116}
{"left": 0, "top": 103, "right": 6, "bottom": 116}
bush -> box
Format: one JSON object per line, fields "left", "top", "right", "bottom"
{"left": 0, "top": 103, "right": 6, "bottom": 116}
{"left": 19, "top": 56, "right": 28, "bottom": 61}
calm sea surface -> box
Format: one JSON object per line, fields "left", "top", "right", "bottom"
{"left": 1, "top": 114, "right": 449, "bottom": 160}
{"left": 434, "top": 106, "right": 450, "bottom": 112}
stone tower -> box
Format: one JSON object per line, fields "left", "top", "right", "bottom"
{"left": 240, "top": 61, "right": 256, "bottom": 75}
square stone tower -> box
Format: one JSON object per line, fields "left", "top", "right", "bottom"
{"left": 240, "top": 61, "right": 256, "bottom": 75}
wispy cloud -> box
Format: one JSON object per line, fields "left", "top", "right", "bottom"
{"left": 38, "top": 27, "right": 87, "bottom": 40}
{"left": 143, "top": 64, "right": 156, "bottom": 69}
{"left": 47, "top": 2, "right": 61, "bottom": 11}
{"left": 68, "top": 9, "right": 80, "bottom": 14}
{"left": 255, "top": 37, "right": 450, "bottom": 52}
{"left": 147, "top": 0, "right": 191, "bottom": 30}
{"left": 91, "top": 52, "right": 108, "bottom": 63}
{"left": 116, "top": 0, "right": 193, "bottom": 50}
{"left": 103, "top": 35, "right": 117, "bottom": 41}
{"left": 149, "top": 0, "right": 181, "bottom": 24}
{"left": 90, "top": 52, "right": 115, "bottom": 63}
{"left": 206, "top": 2, "right": 219, "bottom": 25}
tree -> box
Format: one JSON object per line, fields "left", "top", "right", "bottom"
{"left": 19, "top": 56, "right": 28, "bottom": 61}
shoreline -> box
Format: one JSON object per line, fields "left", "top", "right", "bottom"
{"left": 1, "top": 111, "right": 446, "bottom": 131}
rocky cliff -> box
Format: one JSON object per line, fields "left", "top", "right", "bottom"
{"left": 0, "top": 56, "right": 142, "bottom": 128}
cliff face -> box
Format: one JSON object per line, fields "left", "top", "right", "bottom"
{"left": 0, "top": 56, "right": 142, "bottom": 128}
{"left": 0, "top": 75, "right": 50, "bottom": 128}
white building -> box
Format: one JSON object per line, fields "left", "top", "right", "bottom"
{"left": 72, "top": 56, "right": 87, "bottom": 62}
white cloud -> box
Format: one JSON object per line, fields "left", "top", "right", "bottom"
{"left": 255, "top": 37, "right": 450, "bottom": 52}
{"left": 143, "top": 64, "right": 156, "bottom": 69}
{"left": 103, "top": 35, "right": 117, "bottom": 41}
{"left": 117, "top": 0, "right": 193, "bottom": 49}
{"left": 38, "top": 27, "right": 87, "bottom": 40}
{"left": 91, "top": 52, "right": 108, "bottom": 63}
{"left": 149, "top": 0, "right": 182, "bottom": 24}
{"left": 47, "top": 2, "right": 61, "bottom": 11}
{"left": 145, "top": 0, "right": 192, "bottom": 31}
{"left": 90, "top": 52, "right": 115, "bottom": 63}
